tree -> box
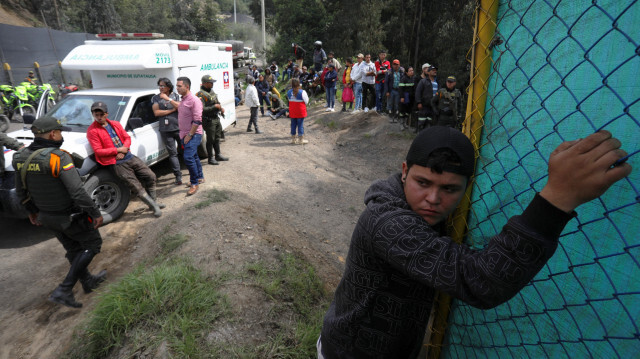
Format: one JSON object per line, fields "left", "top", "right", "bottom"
{"left": 85, "top": 0, "right": 122, "bottom": 33}
{"left": 265, "top": 0, "right": 330, "bottom": 64}
{"left": 249, "top": 0, "right": 276, "bottom": 33}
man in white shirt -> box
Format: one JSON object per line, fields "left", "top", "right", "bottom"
{"left": 350, "top": 54, "right": 364, "bottom": 112}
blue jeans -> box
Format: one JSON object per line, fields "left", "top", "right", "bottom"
{"left": 258, "top": 92, "right": 271, "bottom": 115}
{"left": 325, "top": 87, "right": 336, "bottom": 108}
{"left": 182, "top": 134, "right": 203, "bottom": 185}
{"left": 282, "top": 69, "right": 291, "bottom": 83}
{"left": 354, "top": 82, "right": 363, "bottom": 110}
{"left": 375, "top": 82, "right": 385, "bottom": 111}
{"left": 290, "top": 118, "right": 304, "bottom": 135}
{"left": 387, "top": 89, "right": 400, "bottom": 115}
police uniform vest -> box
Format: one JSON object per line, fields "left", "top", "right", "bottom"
{"left": 287, "top": 89, "right": 307, "bottom": 118}
{"left": 13, "top": 147, "right": 79, "bottom": 213}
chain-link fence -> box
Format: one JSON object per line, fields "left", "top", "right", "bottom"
{"left": 427, "top": 0, "right": 639, "bottom": 358}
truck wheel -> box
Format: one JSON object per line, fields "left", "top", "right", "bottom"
{"left": 84, "top": 169, "right": 131, "bottom": 224}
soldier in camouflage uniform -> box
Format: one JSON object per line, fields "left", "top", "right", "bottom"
{"left": 431, "top": 76, "right": 463, "bottom": 129}
{"left": 197, "top": 75, "right": 229, "bottom": 165}
{"left": 13, "top": 116, "right": 106, "bottom": 308}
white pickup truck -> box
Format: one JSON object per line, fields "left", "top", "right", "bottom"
{"left": 1, "top": 89, "right": 169, "bottom": 223}
{"left": 0, "top": 34, "right": 236, "bottom": 224}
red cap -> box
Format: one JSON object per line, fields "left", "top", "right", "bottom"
{"left": 392, "top": 59, "right": 400, "bottom": 65}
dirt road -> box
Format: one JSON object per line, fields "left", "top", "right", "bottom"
{"left": 0, "top": 104, "right": 413, "bottom": 358}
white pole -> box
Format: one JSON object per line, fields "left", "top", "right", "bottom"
{"left": 261, "top": 0, "right": 266, "bottom": 63}
{"left": 234, "top": 0, "right": 237, "bottom": 24}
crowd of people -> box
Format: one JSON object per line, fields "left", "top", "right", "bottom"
{"left": 243, "top": 43, "right": 464, "bottom": 134}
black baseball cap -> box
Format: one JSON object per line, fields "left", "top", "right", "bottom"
{"left": 406, "top": 126, "right": 475, "bottom": 177}
{"left": 31, "top": 116, "right": 71, "bottom": 134}
{"left": 91, "top": 101, "right": 108, "bottom": 112}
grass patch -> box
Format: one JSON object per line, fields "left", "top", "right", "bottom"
{"left": 194, "top": 188, "right": 230, "bottom": 209}
{"left": 159, "top": 233, "right": 188, "bottom": 254}
{"left": 65, "top": 258, "right": 230, "bottom": 359}
{"left": 363, "top": 133, "right": 372, "bottom": 138}
{"left": 234, "top": 253, "right": 330, "bottom": 358}
{"left": 326, "top": 120, "right": 337, "bottom": 129}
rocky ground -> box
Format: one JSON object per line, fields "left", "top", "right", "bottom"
{"left": 0, "top": 104, "right": 415, "bottom": 358}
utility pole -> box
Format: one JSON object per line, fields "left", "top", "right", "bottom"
{"left": 234, "top": 0, "right": 237, "bottom": 23}
{"left": 261, "top": 0, "right": 266, "bottom": 63}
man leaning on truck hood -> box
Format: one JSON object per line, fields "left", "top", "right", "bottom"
{"left": 86, "top": 101, "right": 165, "bottom": 217}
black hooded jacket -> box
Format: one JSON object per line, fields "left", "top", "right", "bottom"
{"left": 320, "top": 173, "right": 573, "bottom": 358}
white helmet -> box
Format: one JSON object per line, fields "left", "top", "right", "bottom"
{"left": 314, "top": 40, "right": 322, "bottom": 46}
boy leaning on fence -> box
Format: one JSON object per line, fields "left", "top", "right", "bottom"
{"left": 318, "top": 126, "right": 632, "bottom": 359}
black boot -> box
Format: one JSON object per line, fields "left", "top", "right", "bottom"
{"left": 208, "top": 156, "right": 219, "bottom": 165}
{"left": 79, "top": 269, "right": 107, "bottom": 294}
{"left": 255, "top": 126, "right": 263, "bottom": 134}
{"left": 48, "top": 250, "right": 97, "bottom": 308}
{"left": 246, "top": 124, "right": 253, "bottom": 132}
{"left": 213, "top": 141, "right": 229, "bottom": 162}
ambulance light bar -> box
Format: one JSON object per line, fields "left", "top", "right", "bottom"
{"left": 96, "top": 33, "right": 164, "bottom": 39}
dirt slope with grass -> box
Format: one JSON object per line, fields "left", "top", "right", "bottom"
{"left": 0, "top": 104, "right": 415, "bottom": 358}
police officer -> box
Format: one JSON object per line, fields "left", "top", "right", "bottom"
{"left": 24, "top": 70, "right": 38, "bottom": 85}
{"left": 197, "top": 74, "right": 229, "bottom": 165}
{"left": 13, "top": 116, "right": 106, "bottom": 308}
{"left": 431, "top": 76, "right": 463, "bottom": 129}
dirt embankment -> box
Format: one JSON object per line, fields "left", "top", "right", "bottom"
{"left": 0, "top": 105, "right": 413, "bottom": 358}
{"left": 0, "top": 3, "right": 38, "bottom": 27}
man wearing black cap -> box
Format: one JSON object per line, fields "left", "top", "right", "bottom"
{"left": 197, "top": 74, "right": 229, "bottom": 165}
{"left": 432, "top": 75, "right": 463, "bottom": 129}
{"left": 319, "top": 126, "right": 632, "bottom": 358}
{"left": 415, "top": 65, "right": 439, "bottom": 132}
{"left": 13, "top": 116, "right": 106, "bottom": 308}
{"left": 87, "top": 101, "right": 164, "bottom": 217}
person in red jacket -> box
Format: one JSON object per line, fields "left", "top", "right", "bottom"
{"left": 86, "top": 101, "right": 164, "bottom": 217}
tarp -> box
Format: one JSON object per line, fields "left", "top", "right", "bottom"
{"left": 0, "top": 24, "right": 92, "bottom": 86}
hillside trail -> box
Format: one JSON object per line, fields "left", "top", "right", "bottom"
{"left": 0, "top": 103, "right": 414, "bottom": 358}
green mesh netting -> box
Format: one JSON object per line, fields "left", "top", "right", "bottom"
{"left": 443, "top": 1, "right": 640, "bottom": 358}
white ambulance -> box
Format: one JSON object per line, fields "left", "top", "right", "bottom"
{"left": 0, "top": 33, "right": 236, "bottom": 224}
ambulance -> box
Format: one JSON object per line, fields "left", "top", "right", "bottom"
{"left": 0, "top": 33, "right": 236, "bottom": 224}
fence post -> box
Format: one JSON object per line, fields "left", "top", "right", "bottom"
{"left": 3, "top": 63, "right": 14, "bottom": 85}
{"left": 58, "top": 61, "right": 67, "bottom": 84}
{"left": 34, "top": 62, "right": 42, "bottom": 85}
{"left": 424, "top": 0, "right": 499, "bottom": 358}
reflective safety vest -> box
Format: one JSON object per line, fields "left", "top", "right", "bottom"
{"left": 287, "top": 89, "right": 307, "bottom": 118}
